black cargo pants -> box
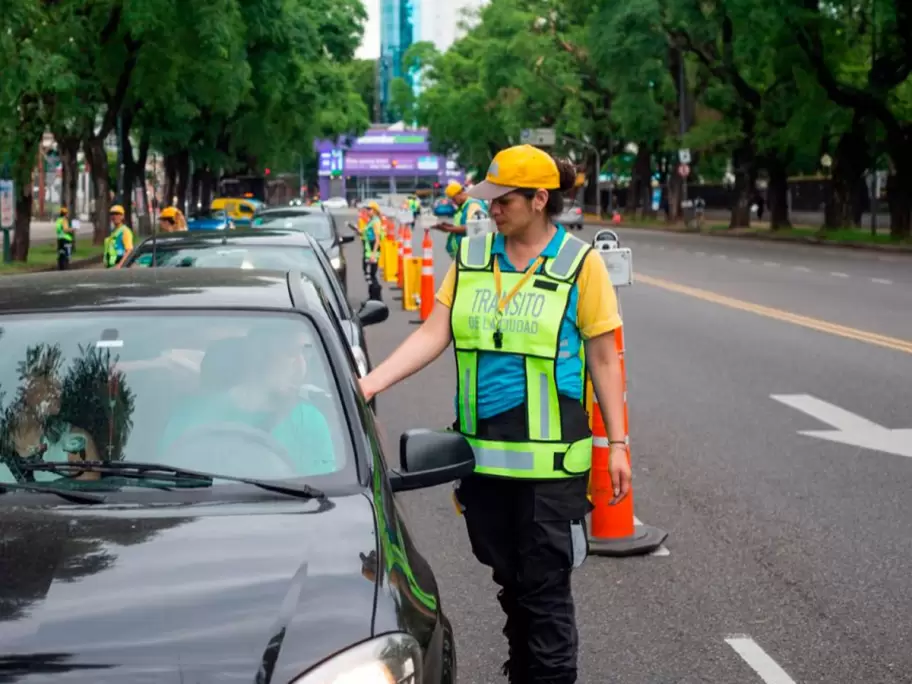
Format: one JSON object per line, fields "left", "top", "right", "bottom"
{"left": 454, "top": 399, "right": 593, "bottom": 684}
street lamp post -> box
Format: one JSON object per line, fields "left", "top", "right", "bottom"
{"left": 561, "top": 134, "right": 601, "bottom": 219}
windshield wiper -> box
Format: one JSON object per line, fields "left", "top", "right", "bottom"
{"left": 18, "top": 461, "right": 329, "bottom": 503}
{"left": 0, "top": 482, "right": 106, "bottom": 504}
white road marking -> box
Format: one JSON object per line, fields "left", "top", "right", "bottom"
{"left": 763, "top": 261, "right": 779, "bottom": 267}
{"left": 830, "top": 271, "right": 849, "bottom": 278}
{"left": 725, "top": 635, "right": 797, "bottom": 684}
{"left": 695, "top": 251, "right": 707, "bottom": 256}
{"left": 770, "top": 394, "right": 912, "bottom": 458}
{"left": 737, "top": 257, "right": 751, "bottom": 263}
{"left": 633, "top": 516, "right": 671, "bottom": 556}
{"left": 792, "top": 266, "right": 811, "bottom": 272}
{"left": 871, "top": 277, "right": 892, "bottom": 284}
{"left": 715, "top": 253, "right": 728, "bottom": 259}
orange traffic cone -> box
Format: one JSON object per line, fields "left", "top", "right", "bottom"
{"left": 419, "top": 229, "right": 435, "bottom": 321}
{"left": 587, "top": 324, "right": 667, "bottom": 556}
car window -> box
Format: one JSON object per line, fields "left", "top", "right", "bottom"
{"left": 238, "top": 203, "right": 255, "bottom": 215}
{"left": 0, "top": 312, "right": 355, "bottom": 489}
{"left": 253, "top": 214, "right": 334, "bottom": 240}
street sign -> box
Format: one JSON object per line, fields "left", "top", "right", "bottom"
{"left": 678, "top": 164, "right": 690, "bottom": 178}
{"left": 520, "top": 128, "right": 556, "bottom": 147}
{"left": 593, "top": 231, "right": 633, "bottom": 287}
{"left": 0, "top": 180, "right": 14, "bottom": 229}
{"left": 771, "top": 394, "right": 912, "bottom": 459}
{"left": 678, "top": 148, "right": 691, "bottom": 164}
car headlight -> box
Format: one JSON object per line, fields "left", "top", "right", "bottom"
{"left": 290, "top": 633, "right": 421, "bottom": 684}
{"left": 330, "top": 256, "right": 342, "bottom": 269}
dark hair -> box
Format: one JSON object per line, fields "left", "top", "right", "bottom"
{"left": 514, "top": 156, "right": 577, "bottom": 217}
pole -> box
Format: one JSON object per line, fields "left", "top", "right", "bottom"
{"left": 869, "top": 0, "right": 877, "bottom": 237}
{"left": 607, "top": 131, "right": 614, "bottom": 214}
{"left": 679, "top": 53, "right": 688, "bottom": 211}
{"left": 116, "top": 112, "right": 124, "bottom": 203}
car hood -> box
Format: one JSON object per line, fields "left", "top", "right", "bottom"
{"left": 0, "top": 494, "right": 378, "bottom": 683}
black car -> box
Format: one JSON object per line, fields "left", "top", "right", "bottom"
{"left": 0, "top": 269, "right": 471, "bottom": 683}
{"left": 251, "top": 207, "right": 351, "bottom": 288}
{"left": 121, "top": 230, "right": 385, "bottom": 384}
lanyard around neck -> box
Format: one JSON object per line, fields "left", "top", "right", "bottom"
{"left": 492, "top": 255, "right": 545, "bottom": 321}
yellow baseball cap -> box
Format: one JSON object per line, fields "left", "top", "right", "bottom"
{"left": 444, "top": 181, "right": 464, "bottom": 199}
{"left": 159, "top": 206, "right": 178, "bottom": 219}
{"left": 467, "top": 144, "right": 560, "bottom": 201}
{"left": 109, "top": 204, "right": 125, "bottom": 215}
{"left": 368, "top": 201, "right": 381, "bottom": 213}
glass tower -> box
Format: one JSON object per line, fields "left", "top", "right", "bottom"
{"left": 379, "top": 0, "right": 416, "bottom": 122}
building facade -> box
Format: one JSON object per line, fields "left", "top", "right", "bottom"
{"left": 314, "top": 128, "right": 465, "bottom": 201}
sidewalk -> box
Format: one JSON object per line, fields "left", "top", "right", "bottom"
{"left": 17, "top": 220, "right": 97, "bottom": 245}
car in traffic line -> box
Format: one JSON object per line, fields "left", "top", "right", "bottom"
{"left": 0, "top": 268, "right": 470, "bottom": 683}
{"left": 556, "top": 203, "right": 584, "bottom": 230}
{"left": 322, "top": 196, "right": 348, "bottom": 210}
{"left": 120, "top": 229, "right": 384, "bottom": 387}
{"left": 251, "top": 207, "right": 351, "bottom": 286}
{"left": 186, "top": 208, "right": 234, "bottom": 231}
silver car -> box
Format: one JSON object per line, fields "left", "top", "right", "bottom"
{"left": 556, "top": 204, "right": 584, "bottom": 230}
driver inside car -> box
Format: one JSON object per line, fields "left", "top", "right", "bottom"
{"left": 158, "top": 328, "right": 337, "bottom": 477}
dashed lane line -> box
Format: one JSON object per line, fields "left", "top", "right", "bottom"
{"left": 725, "top": 635, "right": 798, "bottom": 684}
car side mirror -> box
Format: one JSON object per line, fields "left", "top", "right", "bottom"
{"left": 339, "top": 234, "right": 356, "bottom": 244}
{"left": 356, "top": 299, "right": 389, "bottom": 327}
{"left": 389, "top": 429, "right": 475, "bottom": 493}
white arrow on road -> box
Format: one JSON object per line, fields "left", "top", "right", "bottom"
{"left": 771, "top": 394, "right": 912, "bottom": 458}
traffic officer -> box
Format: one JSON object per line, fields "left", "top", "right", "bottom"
{"left": 433, "top": 180, "right": 488, "bottom": 259}
{"left": 362, "top": 201, "right": 383, "bottom": 284}
{"left": 158, "top": 206, "right": 183, "bottom": 233}
{"left": 103, "top": 205, "right": 134, "bottom": 268}
{"left": 55, "top": 207, "right": 74, "bottom": 270}
{"left": 359, "top": 144, "right": 631, "bottom": 684}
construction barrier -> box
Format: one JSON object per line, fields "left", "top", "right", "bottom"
{"left": 419, "top": 229, "right": 435, "bottom": 321}
{"left": 396, "top": 222, "right": 406, "bottom": 290}
{"left": 585, "top": 229, "right": 667, "bottom": 557}
{"left": 402, "top": 256, "right": 422, "bottom": 311}
{"left": 382, "top": 237, "right": 398, "bottom": 282}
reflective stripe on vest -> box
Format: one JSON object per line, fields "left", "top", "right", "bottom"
{"left": 450, "top": 231, "right": 592, "bottom": 479}
{"left": 104, "top": 226, "right": 129, "bottom": 267}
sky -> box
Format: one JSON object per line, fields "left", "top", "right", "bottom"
{"left": 356, "top": 0, "right": 381, "bottom": 60}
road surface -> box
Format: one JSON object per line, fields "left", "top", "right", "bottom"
{"left": 338, "top": 215, "right": 912, "bottom": 684}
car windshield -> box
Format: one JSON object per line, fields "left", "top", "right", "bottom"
{"left": 253, "top": 214, "right": 333, "bottom": 240}
{"left": 0, "top": 312, "right": 354, "bottom": 489}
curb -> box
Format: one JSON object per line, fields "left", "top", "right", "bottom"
{"left": 1, "top": 254, "right": 103, "bottom": 275}
{"left": 583, "top": 218, "right": 912, "bottom": 254}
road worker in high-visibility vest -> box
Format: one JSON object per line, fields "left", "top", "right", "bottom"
{"left": 359, "top": 144, "right": 630, "bottom": 684}
{"left": 104, "top": 205, "right": 134, "bottom": 268}
{"left": 158, "top": 206, "right": 185, "bottom": 233}
{"left": 55, "top": 207, "right": 74, "bottom": 270}
{"left": 362, "top": 201, "right": 383, "bottom": 282}
{"left": 432, "top": 181, "right": 488, "bottom": 259}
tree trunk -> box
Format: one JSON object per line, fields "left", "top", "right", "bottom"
{"left": 666, "top": 170, "right": 683, "bottom": 223}
{"left": 134, "top": 134, "right": 151, "bottom": 235}
{"left": 885, "top": 158, "right": 911, "bottom": 239}
{"left": 176, "top": 149, "right": 190, "bottom": 212}
{"left": 824, "top": 118, "right": 867, "bottom": 230}
{"left": 11, "top": 189, "right": 33, "bottom": 262}
{"left": 85, "top": 137, "right": 111, "bottom": 245}
{"left": 200, "top": 167, "right": 215, "bottom": 210}
{"left": 766, "top": 158, "right": 791, "bottom": 230}
{"left": 58, "top": 137, "right": 80, "bottom": 215}
{"left": 163, "top": 153, "right": 179, "bottom": 206}
{"left": 634, "top": 145, "right": 652, "bottom": 218}
{"left": 729, "top": 137, "right": 756, "bottom": 228}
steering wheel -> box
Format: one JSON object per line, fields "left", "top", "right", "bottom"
{"left": 163, "top": 423, "right": 298, "bottom": 478}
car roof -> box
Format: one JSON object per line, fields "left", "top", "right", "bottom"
{"left": 255, "top": 207, "right": 328, "bottom": 218}
{"left": 133, "top": 229, "right": 321, "bottom": 249}
{"left": 0, "top": 268, "right": 305, "bottom": 313}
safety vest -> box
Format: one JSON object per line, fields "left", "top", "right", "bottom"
{"left": 56, "top": 218, "right": 73, "bottom": 242}
{"left": 362, "top": 216, "right": 380, "bottom": 258}
{"left": 447, "top": 198, "right": 488, "bottom": 258}
{"left": 451, "top": 231, "right": 593, "bottom": 479}
{"left": 104, "top": 225, "right": 131, "bottom": 268}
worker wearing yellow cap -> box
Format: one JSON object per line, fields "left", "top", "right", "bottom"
{"left": 103, "top": 204, "right": 134, "bottom": 268}
{"left": 158, "top": 206, "right": 187, "bottom": 233}
{"left": 362, "top": 201, "right": 383, "bottom": 284}
{"left": 55, "top": 207, "right": 74, "bottom": 270}
{"left": 433, "top": 181, "right": 488, "bottom": 259}
{"left": 359, "top": 144, "right": 629, "bottom": 684}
